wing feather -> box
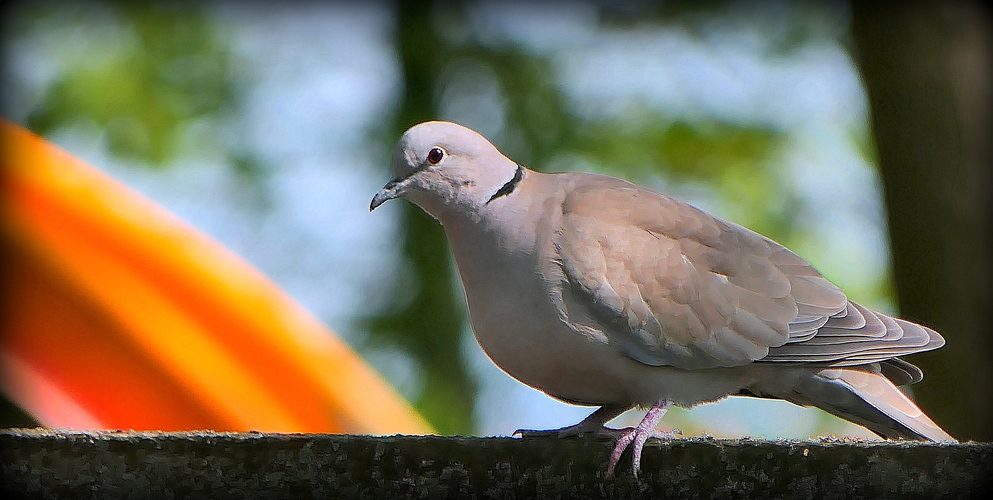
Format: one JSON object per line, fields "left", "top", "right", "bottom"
{"left": 549, "top": 173, "right": 944, "bottom": 377}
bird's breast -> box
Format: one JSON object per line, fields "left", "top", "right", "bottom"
{"left": 443, "top": 220, "right": 634, "bottom": 405}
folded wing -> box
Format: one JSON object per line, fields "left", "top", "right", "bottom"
{"left": 551, "top": 173, "right": 943, "bottom": 377}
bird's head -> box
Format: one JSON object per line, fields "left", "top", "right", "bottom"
{"left": 370, "top": 121, "right": 522, "bottom": 221}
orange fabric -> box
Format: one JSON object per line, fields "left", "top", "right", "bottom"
{"left": 1, "top": 120, "right": 431, "bottom": 434}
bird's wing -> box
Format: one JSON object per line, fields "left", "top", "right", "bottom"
{"left": 549, "top": 173, "right": 939, "bottom": 371}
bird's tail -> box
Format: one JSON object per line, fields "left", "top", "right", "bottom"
{"left": 793, "top": 367, "right": 956, "bottom": 442}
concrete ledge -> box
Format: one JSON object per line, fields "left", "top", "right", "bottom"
{"left": 1, "top": 428, "right": 991, "bottom": 499}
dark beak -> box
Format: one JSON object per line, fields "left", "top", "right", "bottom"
{"left": 370, "top": 178, "right": 405, "bottom": 211}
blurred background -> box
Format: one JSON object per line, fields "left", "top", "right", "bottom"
{"left": 2, "top": 0, "right": 990, "bottom": 440}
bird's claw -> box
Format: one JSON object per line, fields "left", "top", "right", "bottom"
{"left": 605, "top": 426, "right": 679, "bottom": 478}
{"left": 604, "top": 400, "right": 676, "bottom": 478}
{"left": 514, "top": 401, "right": 676, "bottom": 478}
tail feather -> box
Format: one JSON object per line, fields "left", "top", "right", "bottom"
{"left": 879, "top": 358, "right": 923, "bottom": 386}
{"left": 794, "top": 367, "right": 956, "bottom": 442}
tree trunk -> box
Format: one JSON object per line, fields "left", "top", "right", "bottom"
{"left": 850, "top": 1, "right": 993, "bottom": 441}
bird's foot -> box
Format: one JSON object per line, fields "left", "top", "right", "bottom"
{"left": 513, "top": 404, "right": 632, "bottom": 439}
{"left": 604, "top": 425, "right": 680, "bottom": 478}
{"left": 512, "top": 401, "right": 678, "bottom": 478}
{"left": 513, "top": 422, "right": 600, "bottom": 438}
{"left": 605, "top": 401, "right": 678, "bottom": 478}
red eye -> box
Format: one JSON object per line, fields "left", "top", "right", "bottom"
{"left": 427, "top": 147, "right": 444, "bottom": 164}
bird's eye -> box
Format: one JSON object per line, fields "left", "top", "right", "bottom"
{"left": 427, "top": 147, "right": 445, "bottom": 164}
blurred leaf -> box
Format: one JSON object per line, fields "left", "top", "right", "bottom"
{"left": 23, "top": 1, "right": 234, "bottom": 167}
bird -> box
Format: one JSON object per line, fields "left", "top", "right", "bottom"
{"left": 370, "top": 120, "right": 956, "bottom": 477}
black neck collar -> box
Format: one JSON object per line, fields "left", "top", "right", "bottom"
{"left": 486, "top": 164, "right": 525, "bottom": 204}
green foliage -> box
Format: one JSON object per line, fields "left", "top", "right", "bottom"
{"left": 22, "top": 1, "right": 234, "bottom": 167}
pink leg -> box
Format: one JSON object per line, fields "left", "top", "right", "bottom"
{"left": 606, "top": 400, "right": 678, "bottom": 478}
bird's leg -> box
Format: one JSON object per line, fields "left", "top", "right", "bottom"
{"left": 514, "top": 404, "right": 632, "bottom": 438}
{"left": 514, "top": 401, "right": 679, "bottom": 478}
{"left": 606, "top": 400, "right": 678, "bottom": 478}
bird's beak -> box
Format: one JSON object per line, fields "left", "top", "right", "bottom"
{"left": 370, "top": 177, "right": 409, "bottom": 211}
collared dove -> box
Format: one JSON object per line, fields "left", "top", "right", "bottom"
{"left": 370, "top": 121, "right": 955, "bottom": 477}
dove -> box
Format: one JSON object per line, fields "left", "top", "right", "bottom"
{"left": 370, "top": 120, "right": 956, "bottom": 477}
